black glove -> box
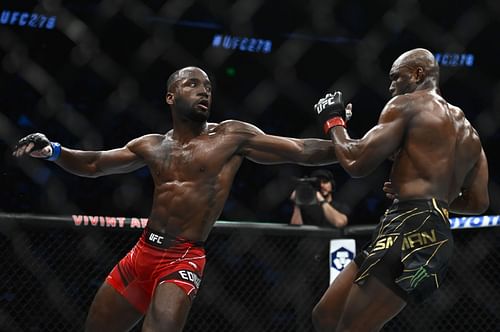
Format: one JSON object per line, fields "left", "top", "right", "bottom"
{"left": 13, "top": 133, "right": 61, "bottom": 161}
{"left": 314, "top": 91, "right": 348, "bottom": 134}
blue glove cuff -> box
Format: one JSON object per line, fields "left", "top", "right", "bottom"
{"left": 47, "top": 142, "right": 61, "bottom": 161}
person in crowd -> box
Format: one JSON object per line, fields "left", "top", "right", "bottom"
{"left": 290, "top": 169, "right": 348, "bottom": 228}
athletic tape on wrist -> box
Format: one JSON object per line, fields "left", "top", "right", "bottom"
{"left": 324, "top": 117, "right": 346, "bottom": 134}
{"left": 47, "top": 142, "right": 61, "bottom": 161}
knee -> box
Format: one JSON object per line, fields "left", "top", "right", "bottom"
{"left": 312, "top": 303, "right": 338, "bottom": 332}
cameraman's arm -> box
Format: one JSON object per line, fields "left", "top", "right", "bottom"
{"left": 289, "top": 190, "right": 304, "bottom": 225}
{"left": 321, "top": 202, "right": 348, "bottom": 228}
{"left": 290, "top": 205, "right": 304, "bottom": 225}
{"left": 315, "top": 191, "right": 347, "bottom": 227}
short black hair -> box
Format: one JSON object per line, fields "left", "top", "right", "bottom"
{"left": 166, "top": 69, "right": 182, "bottom": 92}
{"left": 311, "top": 169, "right": 335, "bottom": 187}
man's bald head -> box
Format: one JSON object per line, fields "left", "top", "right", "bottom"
{"left": 393, "top": 48, "right": 439, "bottom": 79}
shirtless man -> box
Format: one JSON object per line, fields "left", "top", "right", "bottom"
{"left": 311, "top": 48, "right": 489, "bottom": 332}
{"left": 12, "top": 67, "right": 339, "bottom": 332}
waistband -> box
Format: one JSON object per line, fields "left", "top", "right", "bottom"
{"left": 142, "top": 227, "right": 205, "bottom": 249}
{"left": 388, "top": 198, "right": 449, "bottom": 212}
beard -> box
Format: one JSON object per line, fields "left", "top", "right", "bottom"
{"left": 187, "top": 108, "right": 210, "bottom": 122}
{"left": 176, "top": 98, "right": 210, "bottom": 122}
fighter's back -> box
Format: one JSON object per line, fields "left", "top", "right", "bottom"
{"left": 391, "top": 89, "right": 482, "bottom": 203}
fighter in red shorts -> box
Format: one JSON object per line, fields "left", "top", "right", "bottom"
{"left": 107, "top": 227, "right": 206, "bottom": 314}
{"left": 13, "top": 67, "right": 339, "bottom": 331}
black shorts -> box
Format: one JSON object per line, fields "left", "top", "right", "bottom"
{"left": 354, "top": 198, "right": 453, "bottom": 303}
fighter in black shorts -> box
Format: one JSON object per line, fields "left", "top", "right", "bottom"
{"left": 354, "top": 198, "right": 453, "bottom": 303}
{"left": 312, "top": 48, "right": 489, "bottom": 332}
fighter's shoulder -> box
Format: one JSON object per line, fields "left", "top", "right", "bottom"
{"left": 126, "top": 133, "right": 166, "bottom": 149}
{"left": 387, "top": 90, "right": 426, "bottom": 107}
{"left": 380, "top": 94, "right": 415, "bottom": 121}
{"left": 446, "top": 103, "right": 480, "bottom": 138}
{"left": 385, "top": 90, "right": 439, "bottom": 115}
{"left": 214, "top": 120, "right": 262, "bottom": 135}
{"left": 446, "top": 102, "right": 466, "bottom": 121}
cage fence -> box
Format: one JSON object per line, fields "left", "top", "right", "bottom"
{"left": 0, "top": 214, "right": 498, "bottom": 332}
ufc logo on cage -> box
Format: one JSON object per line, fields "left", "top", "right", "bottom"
{"left": 149, "top": 233, "right": 164, "bottom": 245}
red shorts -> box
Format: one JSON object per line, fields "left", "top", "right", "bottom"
{"left": 106, "top": 227, "right": 206, "bottom": 314}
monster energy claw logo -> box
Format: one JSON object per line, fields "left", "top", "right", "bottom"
{"left": 410, "top": 266, "right": 429, "bottom": 288}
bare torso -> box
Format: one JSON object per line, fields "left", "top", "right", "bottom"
{"left": 390, "top": 90, "right": 482, "bottom": 204}
{"left": 130, "top": 121, "right": 247, "bottom": 241}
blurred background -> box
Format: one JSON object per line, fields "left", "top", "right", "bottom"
{"left": 1, "top": 0, "right": 499, "bottom": 225}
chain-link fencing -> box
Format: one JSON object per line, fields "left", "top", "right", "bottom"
{"left": 0, "top": 214, "right": 498, "bottom": 331}
{"left": 1, "top": 1, "right": 500, "bottom": 225}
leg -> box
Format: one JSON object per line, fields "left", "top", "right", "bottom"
{"left": 85, "top": 282, "right": 143, "bottom": 332}
{"left": 312, "top": 261, "right": 359, "bottom": 332}
{"left": 142, "top": 282, "right": 192, "bottom": 332}
{"left": 335, "top": 277, "right": 406, "bottom": 332}
{"left": 336, "top": 234, "right": 407, "bottom": 332}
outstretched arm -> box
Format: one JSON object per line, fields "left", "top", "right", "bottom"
{"left": 449, "top": 148, "right": 489, "bottom": 214}
{"left": 233, "top": 122, "right": 337, "bottom": 166}
{"left": 13, "top": 133, "right": 147, "bottom": 177}
{"left": 328, "top": 99, "right": 407, "bottom": 177}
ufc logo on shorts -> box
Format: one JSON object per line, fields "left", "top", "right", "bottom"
{"left": 148, "top": 233, "right": 164, "bottom": 245}
{"left": 315, "top": 96, "right": 336, "bottom": 113}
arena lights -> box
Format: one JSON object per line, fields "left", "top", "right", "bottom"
{"left": 212, "top": 34, "right": 272, "bottom": 54}
{"left": 434, "top": 53, "right": 474, "bottom": 67}
{"left": 0, "top": 10, "right": 56, "bottom": 29}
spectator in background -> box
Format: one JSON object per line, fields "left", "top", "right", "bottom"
{"left": 290, "top": 169, "right": 348, "bottom": 228}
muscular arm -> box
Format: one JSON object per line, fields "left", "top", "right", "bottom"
{"left": 234, "top": 122, "right": 337, "bottom": 165}
{"left": 329, "top": 99, "right": 407, "bottom": 177}
{"left": 449, "top": 148, "right": 489, "bottom": 214}
{"left": 54, "top": 137, "right": 147, "bottom": 178}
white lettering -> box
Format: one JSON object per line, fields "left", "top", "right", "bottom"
{"left": 72, "top": 215, "right": 83, "bottom": 226}
{"left": 106, "top": 217, "right": 116, "bottom": 227}
{"left": 89, "top": 216, "right": 99, "bottom": 226}
{"left": 177, "top": 270, "right": 201, "bottom": 288}
{"left": 148, "top": 233, "right": 164, "bottom": 244}
{"left": 471, "top": 217, "right": 482, "bottom": 227}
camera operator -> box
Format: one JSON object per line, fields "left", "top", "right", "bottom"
{"left": 290, "top": 169, "right": 348, "bottom": 228}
